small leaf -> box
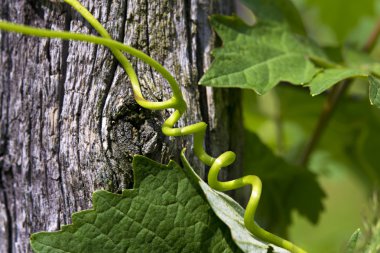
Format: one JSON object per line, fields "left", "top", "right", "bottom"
{"left": 31, "top": 156, "right": 242, "bottom": 253}
{"left": 180, "top": 150, "right": 290, "bottom": 253}
{"left": 360, "top": 193, "right": 380, "bottom": 253}
{"left": 369, "top": 75, "right": 380, "bottom": 108}
{"left": 346, "top": 229, "right": 361, "bottom": 253}
{"left": 308, "top": 68, "right": 367, "bottom": 96}
{"left": 307, "top": 46, "right": 380, "bottom": 96}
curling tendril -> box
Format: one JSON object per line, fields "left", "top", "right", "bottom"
{"left": 0, "top": 1, "right": 306, "bottom": 252}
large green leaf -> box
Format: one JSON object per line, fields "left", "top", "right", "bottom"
{"left": 243, "top": 130, "right": 325, "bottom": 235}
{"left": 31, "top": 154, "right": 292, "bottom": 253}
{"left": 200, "top": 1, "right": 380, "bottom": 100}
{"left": 31, "top": 156, "right": 242, "bottom": 253}
{"left": 180, "top": 151, "right": 290, "bottom": 253}
{"left": 199, "top": 15, "right": 324, "bottom": 95}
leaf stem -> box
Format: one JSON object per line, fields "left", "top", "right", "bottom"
{"left": 300, "top": 18, "right": 380, "bottom": 166}
{"left": 363, "top": 19, "right": 380, "bottom": 53}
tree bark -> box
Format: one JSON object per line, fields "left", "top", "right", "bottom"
{"left": 0, "top": 0, "right": 243, "bottom": 252}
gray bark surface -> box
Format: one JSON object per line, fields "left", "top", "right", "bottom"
{"left": 0, "top": 0, "right": 243, "bottom": 252}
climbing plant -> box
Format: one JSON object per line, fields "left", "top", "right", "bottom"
{"left": 1, "top": 0, "right": 380, "bottom": 252}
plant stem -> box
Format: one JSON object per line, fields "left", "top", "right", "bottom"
{"left": 363, "top": 19, "right": 380, "bottom": 53}
{"left": 300, "top": 18, "right": 380, "bottom": 167}
{"left": 299, "top": 80, "right": 350, "bottom": 166}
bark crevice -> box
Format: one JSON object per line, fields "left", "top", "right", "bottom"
{"left": 56, "top": 10, "right": 72, "bottom": 226}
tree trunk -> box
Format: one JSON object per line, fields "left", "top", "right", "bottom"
{"left": 0, "top": 0, "right": 243, "bottom": 252}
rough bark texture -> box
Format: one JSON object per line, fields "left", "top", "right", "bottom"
{"left": 0, "top": 0, "right": 243, "bottom": 252}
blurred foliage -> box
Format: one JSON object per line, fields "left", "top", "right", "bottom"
{"left": 369, "top": 75, "right": 380, "bottom": 108}
{"left": 243, "top": 130, "right": 325, "bottom": 236}
{"left": 303, "top": 0, "right": 376, "bottom": 42}
{"left": 242, "top": 87, "right": 375, "bottom": 252}
{"left": 239, "top": 0, "right": 306, "bottom": 34}
{"left": 345, "top": 229, "right": 361, "bottom": 253}
{"left": 232, "top": 0, "right": 380, "bottom": 251}
{"left": 289, "top": 174, "right": 365, "bottom": 253}
{"left": 293, "top": 0, "right": 380, "bottom": 46}
{"left": 358, "top": 192, "right": 380, "bottom": 252}
{"left": 243, "top": 86, "right": 380, "bottom": 187}
{"left": 241, "top": 79, "right": 380, "bottom": 252}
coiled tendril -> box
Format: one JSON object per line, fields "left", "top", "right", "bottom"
{"left": 0, "top": 1, "right": 306, "bottom": 252}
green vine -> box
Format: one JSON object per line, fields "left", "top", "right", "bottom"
{"left": 0, "top": 1, "right": 306, "bottom": 252}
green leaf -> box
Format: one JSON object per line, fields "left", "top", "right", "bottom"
{"left": 180, "top": 151, "right": 290, "bottom": 253}
{"left": 362, "top": 193, "right": 380, "bottom": 253}
{"left": 346, "top": 229, "right": 361, "bottom": 253}
{"left": 369, "top": 75, "right": 380, "bottom": 108}
{"left": 199, "top": 15, "right": 324, "bottom": 95}
{"left": 239, "top": 0, "right": 306, "bottom": 35}
{"left": 243, "top": 130, "right": 325, "bottom": 234}
{"left": 308, "top": 68, "right": 367, "bottom": 96}
{"left": 307, "top": 47, "right": 380, "bottom": 96}
{"left": 31, "top": 156, "right": 242, "bottom": 253}
{"left": 200, "top": 1, "right": 380, "bottom": 96}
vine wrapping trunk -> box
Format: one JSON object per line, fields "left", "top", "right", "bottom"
{"left": 0, "top": 1, "right": 241, "bottom": 252}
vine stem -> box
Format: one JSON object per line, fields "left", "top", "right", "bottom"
{"left": 0, "top": 2, "right": 306, "bottom": 251}
{"left": 300, "top": 18, "right": 380, "bottom": 166}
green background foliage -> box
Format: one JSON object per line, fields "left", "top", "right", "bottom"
{"left": 243, "top": 130, "right": 325, "bottom": 236}
{"left": 297, "top": 0, "right": 377, "bottom": 43}
{"left": 214, "top": 0, "right": 380, "bottom": 252}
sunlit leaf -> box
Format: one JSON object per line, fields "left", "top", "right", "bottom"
{"left": 199, "top": 15, "right": 324, "bottom": 95}
{"left": 200, "top": 1, "right": 380, "bottom": 97}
